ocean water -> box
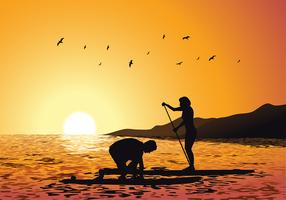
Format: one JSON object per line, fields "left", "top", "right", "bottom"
{"left": 0, "top": 135, "right": 285, "bottom": 200}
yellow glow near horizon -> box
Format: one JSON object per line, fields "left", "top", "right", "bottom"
{"left": 64, "top": 112, "right": 96, "bottom": 135}
{"left": 0, "top": 1, "right": 285, "bottom": 135}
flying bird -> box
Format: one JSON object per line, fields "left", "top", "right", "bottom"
{"left": 162, "top": 34, "right": 166, "bottom": 39}
{"left": 147, "top": 51, "right": 150, "bottom": 55}
{"left": 107, "top": 45, "right": 110, "bottom": 50}
{"left": 196, "top": 56, "right": 200, "bottom": 60}
{"left": 129, "top": 60, "right": 133, "bottom": 67}
{"left": 176, "top": 61, "right": 183, "bottom": 65}
{"left": 57, "top": 37, "right": 64, "bottom": 46}
{"left": 182, "top": 36, "right": 190, "bottom": 40}
{"left": 83, "top": 45, "right": 87, "bottom": 50}
{"left": 209, "top": 55, "right": 216, "bottom": 61}
{"left": 237, "top": 59, "right": 241, "bottom": 63}
{"left": 99, "top": 62, "right": 102, "bottom": 66}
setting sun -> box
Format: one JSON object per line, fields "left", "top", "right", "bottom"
{"left": 63, "top": 112, "right": 96, "bottom": 135}
{"left": 0, "top": 1, "right": 285, "bottom": 199}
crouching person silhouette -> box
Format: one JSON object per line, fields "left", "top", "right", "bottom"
{"left": 108, "top": 138, "right": 157, "bottom": 180}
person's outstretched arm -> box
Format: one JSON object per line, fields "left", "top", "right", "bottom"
{"left": 162, "top": 102, "right": 182, "bottom": 111}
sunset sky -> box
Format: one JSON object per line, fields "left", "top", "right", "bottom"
{"left": 0, "top": 0, "right": 285, "bottom": 134}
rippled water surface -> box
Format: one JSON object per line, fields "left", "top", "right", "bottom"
{"left": 0, "top": 135, "right": 285, "bottom": 199}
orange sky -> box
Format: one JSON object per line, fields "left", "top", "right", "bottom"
{"left": 0, "top": 0, "right": 285, "bottom": 134}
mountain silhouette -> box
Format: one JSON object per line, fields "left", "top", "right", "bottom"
{"left": 108, "top": 104, "right": 286, "bottom": 139}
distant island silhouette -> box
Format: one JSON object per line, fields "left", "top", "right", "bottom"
{"left": 108, "top": 104, "right": 286, "bottom": 139}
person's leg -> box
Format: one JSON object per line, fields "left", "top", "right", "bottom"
{"left": 109, "top": 148, "right": 127, "bottom": 179}
{"left": 185, "top": 136, "right": 195, "bottom": 168}
{"left": 116, "top": 161, "right": 128, "bottom": 180}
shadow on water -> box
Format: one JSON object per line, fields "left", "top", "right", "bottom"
{"left": 0, "top": 135, "right": 284, "bottom": 199}
{"left": 199, "top": 138, "right": 286, "bottom": 147}
{"left": 41, "top": 136, "right": 284, "bottom": 199}
{"left": 40, "top": 170, "right": 267, "bottom": 199}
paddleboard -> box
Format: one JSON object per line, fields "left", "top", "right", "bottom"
{"left": 60, "top": 176, "right": 202, "bottom": 185}
{"left": 99, "top": 168, "right": 254, "bottom": 176}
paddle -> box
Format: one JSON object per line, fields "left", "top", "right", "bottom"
{"left": 163, "top": 105, "right": 192, "bottom": 166}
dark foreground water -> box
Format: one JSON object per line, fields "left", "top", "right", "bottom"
{"left": 0, "top": 135, "right": 285, "bottom": 199}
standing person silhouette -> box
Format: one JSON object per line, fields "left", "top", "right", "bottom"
{"left": 162, "top": 96, "right": 197, "bottom": 171}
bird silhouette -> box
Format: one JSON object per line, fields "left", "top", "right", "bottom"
{"left": 176, "top": 61, "right": 183, "bottom": 65}
{"left": 162, "top": 34, "right": 166, "bottom": 39}
{"left": 197, "top": 57, "right": 200, "bottom": 60}
{"left": 83, "top": 45, "right": 87, "bottom": 50}
{"left": 107, "top": 45, "right": 110, "bottom": 50}
{"left": 209, "top": 55, "right": 216, "bottom": 61}
{"left": 129, "top": 60, "right": 133, "bottom": 67}
{"left": 99, "top": 62, "right": 102, "bottom": 66}
{"left": 57, "top": 38, "right": 64, "bottom": 46}
{"left": 237, "top": 59, "right": 241, "bottom": 63}
{"left": 147, "top": 51, "right": 150, "bottom": 55}
{"left": 182, "top": 36, "right": 190, "bottom": 40}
